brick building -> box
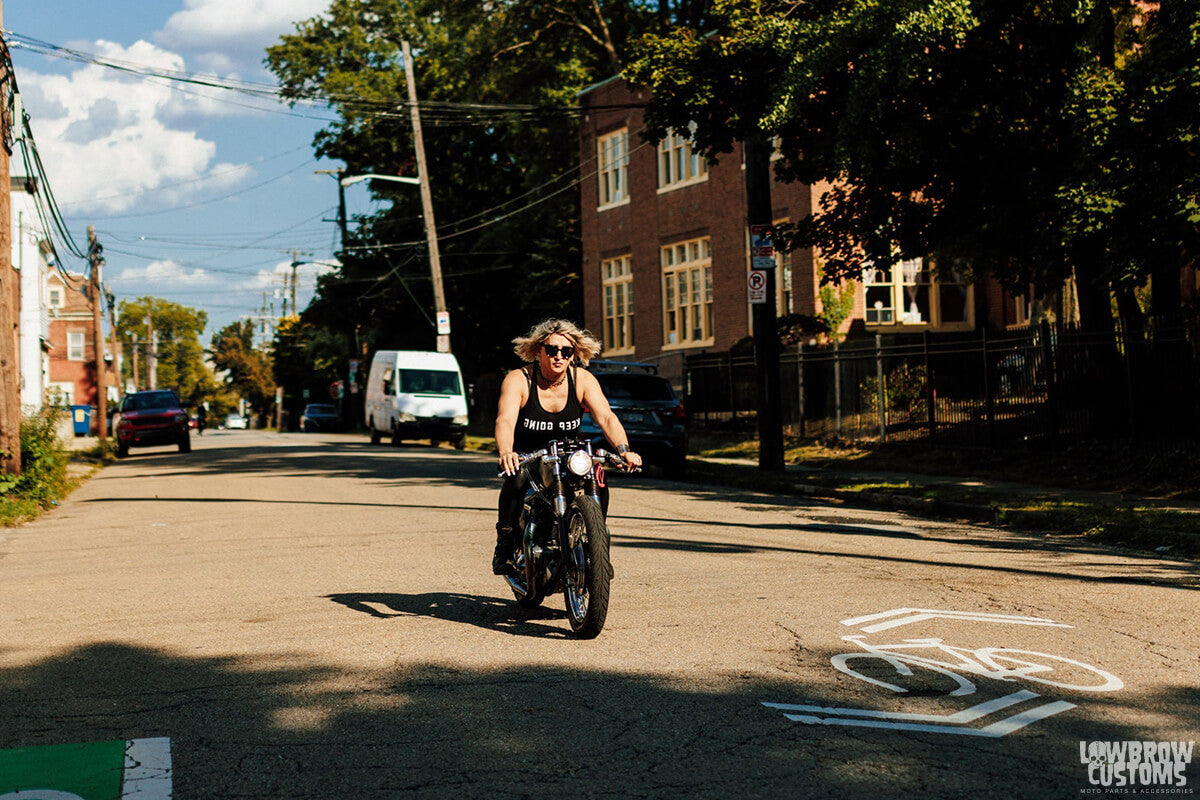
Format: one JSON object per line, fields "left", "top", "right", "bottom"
{"left": 45, "top": 269, "right": 115, "bottom": 417}
{"left": 577, "top": 78, "right": 1053, "bottom": 380}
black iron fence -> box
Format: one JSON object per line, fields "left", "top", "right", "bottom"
{"left": 684, "top": 318, "right": 1200, "bottom": 454}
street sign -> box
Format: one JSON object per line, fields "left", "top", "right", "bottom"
{"left": 747, "top": 270, "right": 768, "bottom": 304}
{"left": 436, "top": 311, "right": 451, "bottom": 335}
{"left": 750, "top": 224, "right": 775, "bottom": 269}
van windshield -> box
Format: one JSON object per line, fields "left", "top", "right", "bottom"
{"left": 398, "top": 369, "right": 461, "bottom": 395}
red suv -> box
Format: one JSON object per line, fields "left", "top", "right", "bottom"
{"left": 115, "top": 390, "right": 192, "bottom": 458}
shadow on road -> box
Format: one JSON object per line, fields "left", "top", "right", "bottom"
{"left": 1, "top": 641, "right": 1194, "bottom": 799}
{"left": 325, "top": 591, "right": 568, "bottom": 638}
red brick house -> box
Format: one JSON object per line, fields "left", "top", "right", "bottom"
{"left": 578, "top": 78, "right": 1054, "bottom": 377}
{"left": 45, "top": 270, "right": 112, "bottom": 420}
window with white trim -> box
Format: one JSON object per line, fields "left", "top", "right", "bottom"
{"left": 48, "top": 286, "right": 64, "bottom": 309}
{"left": 864, "top": 258, "right": 972, "bottom": 328}
{"left": 602, "top": 255, "right": 634, "bottom": 354}
{"left": 658, "top": 126, "right": 707, "bottom": 190}
{"left": 67, "top": 331, "right": 85, "bottom": 360}
{"left": 662, "top": 237, "right": 713, "bottom": 346}
{"left": 597, "top": 128, "right": 629, "bottom": 208}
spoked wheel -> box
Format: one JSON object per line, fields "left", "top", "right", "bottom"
{"left": 563, "top": 496, "right": 611, "bottom": 639}
{"left": 505, "top": 546, "right": 545, "bottom": 608}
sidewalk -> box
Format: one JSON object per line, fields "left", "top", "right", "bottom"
{"left": 689, "top": 456, "right": 1200, "bottom": 556}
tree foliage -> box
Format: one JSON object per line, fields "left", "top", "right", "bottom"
{"left": 630, "top": 0, "right": 1200, "bottom": 331}
{"left": 266, "top": 0, "right": 699, "bottom": 377}
{"left": 116, "top": 297, "right": 220, "bottom": 408}
{"left": 210, "top": 320, "right": 275, "bottom": 421}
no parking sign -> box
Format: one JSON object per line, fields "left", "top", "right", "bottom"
{"left": 747, "top": 270, "right": 768, "bottom": 304}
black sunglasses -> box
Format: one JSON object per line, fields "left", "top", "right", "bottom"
{"left": 542, "top": 343, "right": 576, "bottom": 359}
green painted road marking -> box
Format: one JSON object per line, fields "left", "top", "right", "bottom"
{"left": 0, "top": 739, "right": 171, "bottom": 800}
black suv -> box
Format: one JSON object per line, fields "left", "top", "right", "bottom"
{"left": 581, "top": 361, "right": 688, "bottom": 477}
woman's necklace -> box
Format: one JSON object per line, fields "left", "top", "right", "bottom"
{"left": 536, "top": 365, "right": 566, "bottom": 389}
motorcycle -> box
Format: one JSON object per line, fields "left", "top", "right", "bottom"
{"left": 497, "top": 438, "right": 637, "bottom": 639}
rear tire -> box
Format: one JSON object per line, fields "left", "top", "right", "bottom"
{"left": 563, "top": 496, "right": 611, "bottom": 639}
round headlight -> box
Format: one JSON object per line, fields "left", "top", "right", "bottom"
{"left": 567, "top": 448, "right": 593, "bottom": 477}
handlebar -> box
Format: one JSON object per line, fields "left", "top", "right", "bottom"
{"left": 496, "top": 446, "right": 642, "bottom": 477}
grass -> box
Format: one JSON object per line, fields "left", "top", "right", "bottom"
{"left": 0, "top": 439, "right": 113, "bottom": 527}
{"left": 689, "top": 431, "right": 1200, "bottom": 556}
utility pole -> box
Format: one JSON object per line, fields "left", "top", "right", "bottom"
{"left": 290, "top": 250, "right": 298, "bottom": 316}
{"left": 315, "top": 169, "right": 348, "bottom": 249}
{"left": 0, "top": 0, "right": 18, "bottom": 478}
{"left": 87, "top": 226, "right": 107, "bottom": 444}
{"left": 401, "top": 40, "right": 450, "bottom": 353}
{"left": 107, "top": 288, "right": 118, "bottom": 395}
{"left": 131, "top": 333, "right": 139, "bottom": 391}
{"left": 744, "top": 134, "right": 784, "bottom": 471}
{"left": 146, "top": 313, "right": 157, "bottom": 390}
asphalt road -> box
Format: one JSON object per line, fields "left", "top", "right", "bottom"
{"left": 1, "top": 431, "right": 1197, "bottom": 799}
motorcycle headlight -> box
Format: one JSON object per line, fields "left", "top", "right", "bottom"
{"left": 567, "top": 448, "right": 593, "bottom": 477}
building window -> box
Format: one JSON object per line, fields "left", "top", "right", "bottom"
{"left": 602, "top": 255, "right": 634, "bottom": 354}
{"left": 68, "top": 331, "right": 85, "bottom": 361}
{"left": 48, "top": 287, "right": 64, "bottom": 309}
{"left": 864, "top": 258, "right": 972, "bottom": 328}
{"left": 662, "top": 237, "right": 713, "bottom": 346}
{"left": 597, "top": 128, "right": 629, "bottom": 209}
{"left": 658, "top": 126, "right": 707, "bottom": 191}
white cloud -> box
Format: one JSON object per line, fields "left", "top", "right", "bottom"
{"left": 242, "top": 257, "right": 338, "bottom": 292}
{"left": 18, "top": 39, "right": 253, "bottom": 214}
{"left": 156, "top": 0, "right": 328, "bottom": 74}
{"left": 116, "top": 259, "right": 217, "bottom": 286}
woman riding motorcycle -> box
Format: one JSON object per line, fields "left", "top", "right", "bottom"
{"left": 492, "top": 319, "right": 642, "bottom": 573}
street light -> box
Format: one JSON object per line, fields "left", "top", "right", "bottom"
{"left": 339, "top": 169, "right": 450, "bottom": 353}
{"left": 339, "top": 173, "right": 420, "bottom": 188}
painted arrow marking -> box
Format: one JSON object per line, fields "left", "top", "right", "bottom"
{"left": 841, "top": 608, "right": 1074, "bottom": 634}
{"left": 763, "top": 690, "right": 1077, "bottom": 738}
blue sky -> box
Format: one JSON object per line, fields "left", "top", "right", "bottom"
{"left": 6, "top": 0, "right": 381, "bottom": 342}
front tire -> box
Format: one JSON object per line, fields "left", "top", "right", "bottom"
{"left": 563, "top": 496, "right": 612, "bottom": 639}
{"left": 178, "top": 435, "right": 191, "bottom": 453}
{"left": 369, "top": 418, "right": 381, "bottom": 445}
{"left": 116, "top": 443, "right": 129, "bottom": 458}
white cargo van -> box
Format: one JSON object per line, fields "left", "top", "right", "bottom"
{"left": 365, "top": 350, "right": 469, "bottom": 448}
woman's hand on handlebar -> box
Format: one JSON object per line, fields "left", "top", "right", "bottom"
{"left": 498, "top": 450, "right": 521, "bottom": 476}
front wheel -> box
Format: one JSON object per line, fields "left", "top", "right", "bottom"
{"left": 563, "top": 496, "right": 612, "bottom": 639}
{"left": 178, "top": 436, "right": 191, "bottom": 453}
{"left": 369, "top": 418, "right": 381, "bottom": 445}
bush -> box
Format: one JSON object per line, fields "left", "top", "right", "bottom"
{"left": 14, "top": 407, "right": 68, "bottom": 505}
{"left": 861, "top": 363, "right": 930, "bottom": 418}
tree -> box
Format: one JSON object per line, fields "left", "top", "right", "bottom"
{"left": 267, "top": 0, "right": 675, "bottom": 378}
{"left": 116, "top": 297, "right": 219, "bottom": 408}
{"left": 210, "top": 320, "right": 275, "bottom": 422}
{"left": 629, "top": 1, "right": 1200, "bottom": 333}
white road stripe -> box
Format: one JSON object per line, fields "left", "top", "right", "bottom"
{"left": 122, "top": 738, "right": 172, "bottom": 799}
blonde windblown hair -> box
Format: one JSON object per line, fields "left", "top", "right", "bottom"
{"left": 512, "top": 319, "right": 602, "bottom": 365}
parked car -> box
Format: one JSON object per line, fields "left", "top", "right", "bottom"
{"left": 300, "top": 403, "right": 340, "bottom": 433}
{"left": 114, "top": 389, "right": 191, "bottom": 458}
{"left": 223, "top": 413, "right": 248, "bottom": 430}
{"left": 581, "top": 361, "right": 687, "bottom": 477}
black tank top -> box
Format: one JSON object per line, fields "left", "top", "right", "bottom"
{"left": 513, "top": 366, "right": 583, "bottom": 452}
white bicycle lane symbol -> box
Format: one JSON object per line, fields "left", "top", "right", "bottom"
{"left": 763, "top": 608, "right": 1125, "bottom": 737}
{"left": 833, "top": 634, "right": 1124, "bottom": 697}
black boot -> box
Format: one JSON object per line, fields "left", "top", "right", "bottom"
{"left": 492, "top": 525, "right": 513, "bottom": 575}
